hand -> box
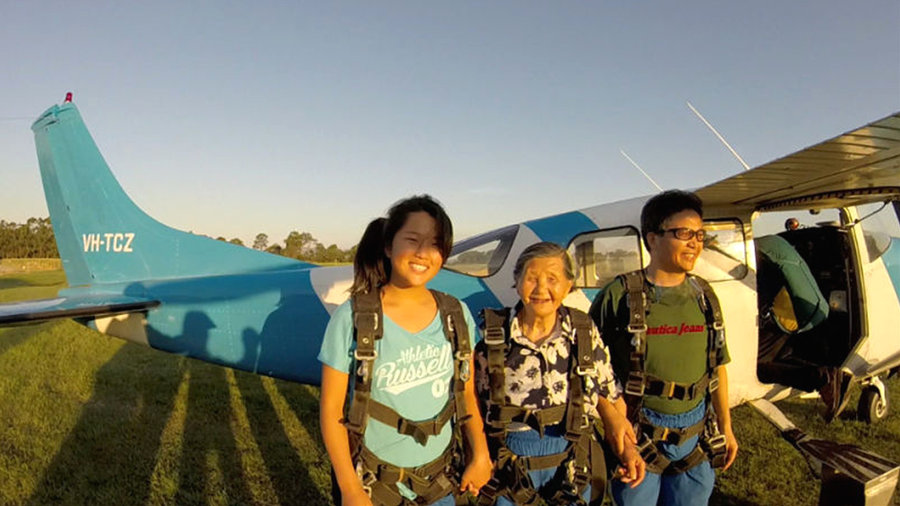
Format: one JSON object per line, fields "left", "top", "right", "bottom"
{"left": 341, "top": 485, "right": 373, "bottom": 506}
{"left": 604, "top": 414, "right": 638, "bottom": 457}
{"left": 614, "top": 443, "right": 646, "bottom": 488}
{"left": 459, "top": 453, "right": 493, "bottom": 496}
{"left": 722, "top": 426, "right": 739, "bottom": 471}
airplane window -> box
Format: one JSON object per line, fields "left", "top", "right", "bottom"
{"left": 752, "top": 208, "right": 842, "bottom": 238}
{"left": 444, "top": 225, "right": 518, "bottom": 277}
{"left": 694, "top": 219, "right": 749, "bottom": 282}
{"left": 568, "top": 227, "right": 642, "bottom": 289}
{"left": 856, "top": 200, "right": 900, "bottom": 263}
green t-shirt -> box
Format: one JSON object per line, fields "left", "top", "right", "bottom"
{"left": 589, "top": 275, "right": 730, "bottom": 415}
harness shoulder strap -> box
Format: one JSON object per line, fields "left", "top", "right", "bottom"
{"left": 619, "top": 271, "right": 649, "bottom": 413}
{"left": 687, "top": 274, "right": 726, "bottom": 390}
{"left": 345, "top": 290, "right": 384, "bottom": 442}
{"left": 431, "top": 290, "right": 473, "bottom": 425}
{"left": 481, "top": 307, "right": 511, "bottom": 409}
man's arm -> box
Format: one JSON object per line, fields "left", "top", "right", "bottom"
{"left": 711, "top": 365, "right": 738, "bottom": 470}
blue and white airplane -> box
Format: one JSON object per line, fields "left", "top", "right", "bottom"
{"left": 2, "top": 96, "right": 900, "bottom": 502}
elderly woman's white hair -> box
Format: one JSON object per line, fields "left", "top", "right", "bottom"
{"left": 512, "top": 241, "right": 576, "bottom": 288}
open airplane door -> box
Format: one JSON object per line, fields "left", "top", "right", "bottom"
{"left": 699, "top": 113, "right": 900, "bottom": 504}
{"left": 697, "top": 110, "right": 900, "bottom": 417}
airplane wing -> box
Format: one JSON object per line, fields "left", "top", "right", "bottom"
{"left": 697, "top": 112, "right": 900, "bottom": 211}
{"left": 0, "top": 295, "right": 159, "bottom": 325}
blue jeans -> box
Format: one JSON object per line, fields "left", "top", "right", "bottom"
{"left": 610, "top": 402, "right": 715, "bottom": 506}
{"left": 495, "top": 426, "right": 591, "bottom": 506}
{"left": 428, "top": 495, "right": 455, "bottom": 506}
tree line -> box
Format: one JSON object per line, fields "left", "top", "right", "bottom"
{"left": 1, "top": 217, "right": 356, "bottom": 264}
{"left": 0, "top": 218, "right": 58, "bottom": 258}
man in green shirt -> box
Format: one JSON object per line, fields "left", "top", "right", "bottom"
{"left": 590, "top": 190, "right": 738, "bottom": 505}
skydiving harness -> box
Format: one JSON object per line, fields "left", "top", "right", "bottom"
{"left": 619, "top": 270, "right": 728, "bottom": 475}
{"left": 341, "top": 289, "right": 472, "bottom": 506}
{"left": 477, "top": 307, "right": 607, "bottom": 506}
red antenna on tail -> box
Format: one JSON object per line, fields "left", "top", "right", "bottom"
{"left": 64, "top": 92, "right": 73, "bottom": 103}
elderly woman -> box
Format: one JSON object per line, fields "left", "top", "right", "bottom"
{"left": 474, "top": 242, "right": 644, "bottom": 506}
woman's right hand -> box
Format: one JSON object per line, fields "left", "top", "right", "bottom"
{"left": 341, "top": 485, "right": 374, "bottom": 506}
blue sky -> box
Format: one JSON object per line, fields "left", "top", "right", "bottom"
{"left": 1, "top": 2, "right": 898, "bottom": 248}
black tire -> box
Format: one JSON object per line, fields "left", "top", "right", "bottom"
{"left": 857, "top": 385, "right": 889, "bottom": 423}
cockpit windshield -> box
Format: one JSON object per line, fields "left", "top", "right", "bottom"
{"left": 444, "top": 225, "right": 518, "bottom": 277}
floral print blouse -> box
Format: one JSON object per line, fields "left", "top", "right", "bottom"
{"left": 474, "top": 306, "right": 622, "bottom": 423}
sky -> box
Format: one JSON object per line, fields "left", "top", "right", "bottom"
{"left": 1, "top": 2, "right": 898, "bottom": 249}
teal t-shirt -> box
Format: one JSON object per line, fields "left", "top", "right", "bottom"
{"left": 590, "top": 276, "right": 730, "bottom": 415}
{"left": 318, "top": 298, "right": 478, "bottom": 468}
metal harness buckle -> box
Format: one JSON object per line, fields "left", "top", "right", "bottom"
{"left": 636, "top": 434, "right": 661, "bottom": 466}
{"left": 707, "top": 433, "right": 727, "bottom": 454}
{"left": 625, "top": 371, "right": 645, "bottom": 397}
{"left": 353, "top": 348, "right": 378, "bottom": 361}
{"left": 575, "top": 364, "right": 595, "bottom": 376}
{"left": 484, "top": 325, "right": 505, "bottom": 345}
{"left": 457, "top": 352, "right": 471, "bottom": 382}
{"left": 627, "top": 323, "right": 648, "bottom": 334}
{"left": 359, "top": 469, "right": 377, "bottom": 497}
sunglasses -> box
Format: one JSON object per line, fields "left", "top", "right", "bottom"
{"left": 658, "top": 228, "right": 706, "bottom": 241}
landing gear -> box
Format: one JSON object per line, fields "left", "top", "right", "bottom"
{"left": 857, "top": 376, "right": 889, "bottom": 423}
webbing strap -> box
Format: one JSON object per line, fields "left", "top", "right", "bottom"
{"left": 634, "top": 403, "right": 725, "bottom": 475}
{"left": 346, "top": 290, "right": 469, "bottom": 468}
{"left": 368, "top": 399, "right": 455, "bottom": 446}
{"left": 479, "top": 307, "right": 596, "bottom": 504}
{"left": 621, "top": 271, "right": 648, "bottom": 402}
{"left": 432, "top": 290, "right": 473, "bottom": 428}
{"left": 688, "top": 275, "right": 726, "bottom": 378}
{"left": 346, "top": 290, "right": 383, "bottom": 440}
{"left": 642, "top": 372, "right": 712, "bottom": 402}
{"left": 638, "top": 415, "right": 705, "bottom": 446}
{"left": 564, "top": 307, "right": 592, "bottom": 443}
{"left": 482, "top": 307, "right": 510, "bottom": 409}
{"left": 358, "top": 445, "right": 458, "bottom": 505}
{"left": 485, "top": 404, "right": 567, "bottom": 437}
{"left": 479, "top": 446, "right": 577, "bottom": 506}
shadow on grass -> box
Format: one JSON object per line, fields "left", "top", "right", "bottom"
{"left": 0, "top": 271, "right": 65, "bottom": 290}
{"left": 0, "top": 278, "right": 35, "bottom": 290}
{"left": 0, "top": 323, "right": 53, "bottom": 358}
{"left": 234, "top": 373, "right": 330, "bottom": 505}
{"left": 25, "top": 341, "right": 331, "bottom": 505}
{"left": 25, "top": 342, "right": 183, "bottom": 505}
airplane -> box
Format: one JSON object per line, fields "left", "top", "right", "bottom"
{"left": 1, "top": 95, "right": 899, "bottom": 504}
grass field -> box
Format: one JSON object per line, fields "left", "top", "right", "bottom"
{"left": 0, "top": 270, "right": 897, "bottom": 505}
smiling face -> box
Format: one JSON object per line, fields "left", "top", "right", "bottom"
{"left": 386, "top": 211, "right": 444, "bottom": 289}
{"left": 516, "top": 255, "right": 573, "bottom": 321}
{"left": 647, "top": 209, "right": 704, "bottom": 275}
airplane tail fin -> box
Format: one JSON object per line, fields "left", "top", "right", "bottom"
{"left": 31, "top": 100, "right": 307, "bottom": 287}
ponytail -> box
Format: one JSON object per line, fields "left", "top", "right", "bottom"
{"left": 351, "top": 218, "right": 389, "bottom": 295}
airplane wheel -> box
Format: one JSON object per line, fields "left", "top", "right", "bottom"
{"left": 858, "top": 385, "right": 889, "bottom": 423}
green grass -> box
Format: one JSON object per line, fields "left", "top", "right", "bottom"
{"left": 0, "top": 270, "right": 330, "bottom": 505}
{"left": 0, "top": 269, "right": 897, "bottom": 505}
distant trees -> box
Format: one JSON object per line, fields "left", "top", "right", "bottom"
{"left": 0, "top": 217, "right": 356, "bottom": 264}
{"left": 264, "top": 230, "right": 354, "bottom": 263}
{"left": 0, "top": 218, "right": 59, "bottom": 258}
{"left": 252, "top": 233, "right": 269, "bottom": 251}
